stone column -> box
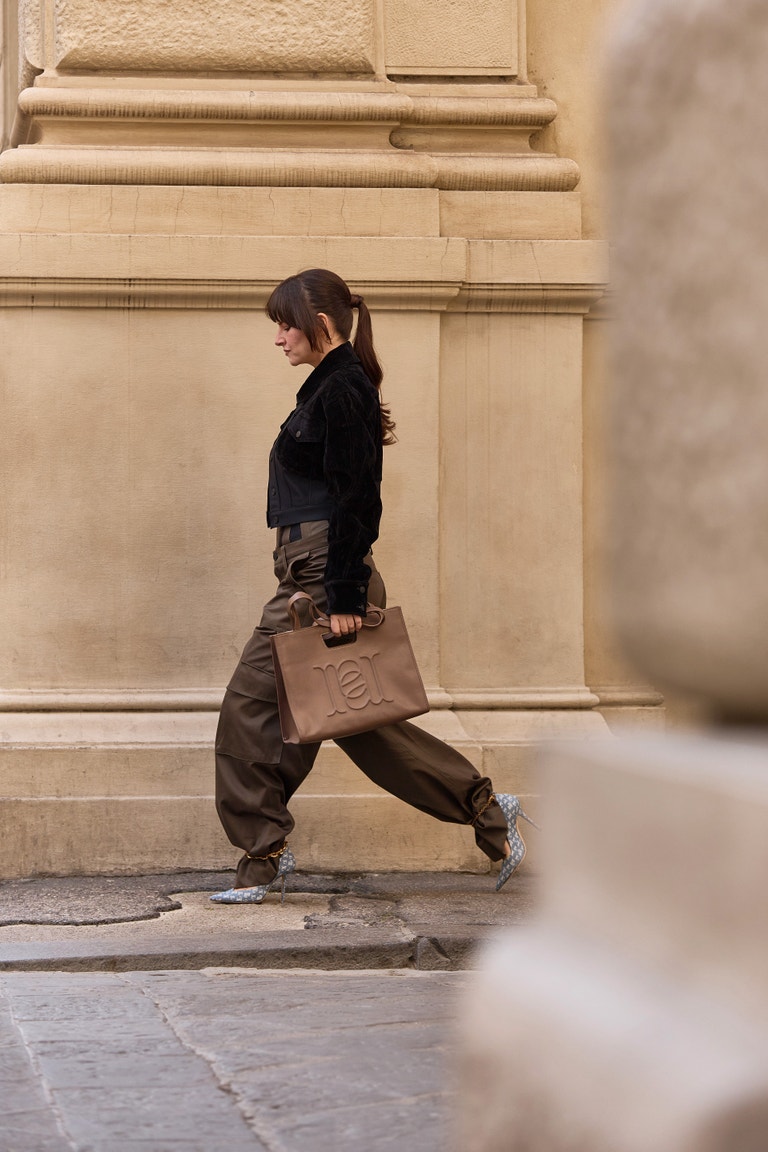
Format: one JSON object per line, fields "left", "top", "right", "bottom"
{"left": 0, "top": 0, "right": 608, "bottom": 876}
{"left": 458, "top": 0, "right": 768, "bottom": 1147}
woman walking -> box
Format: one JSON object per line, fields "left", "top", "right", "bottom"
{"left": 211, "top": 269, "right": 534, "bottom": 903}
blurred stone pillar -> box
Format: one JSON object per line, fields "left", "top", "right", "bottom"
{"left": 458, "top": 0, "right": 768, "bottom": 1147}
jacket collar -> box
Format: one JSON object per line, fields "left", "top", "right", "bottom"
{"left": 296, "top": 341, "right": 358, "bottom": 403}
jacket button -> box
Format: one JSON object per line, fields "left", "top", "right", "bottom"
{"left": 295, "top": 430, "right": 302, "bottom": 438}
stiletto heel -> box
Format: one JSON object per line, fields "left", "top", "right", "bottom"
{"left": 518, "top": 809, "right": 541, "bottom": 831}
{"left": 494, "top": 794, "right": 539, "bottom": 892}
{"left": 210, "top": 845, "right": 297, "bottom": 904}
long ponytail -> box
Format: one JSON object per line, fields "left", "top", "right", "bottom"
{"left": 349, "top": 294, "right": 396, "bottom": 445}
{"left": 266, "top": 269, "right": 396, "bottom": 445}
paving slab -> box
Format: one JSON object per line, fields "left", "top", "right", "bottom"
{"left": 0, "top": 968, "right": 470, "bottom": 1152}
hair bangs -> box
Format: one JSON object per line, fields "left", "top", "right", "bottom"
{"left": 265, "top": 276, "right": 324, "bottom": 350}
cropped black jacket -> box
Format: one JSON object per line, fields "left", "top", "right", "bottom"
{"left": 268, "top": 342, "right": 383, "bottom": 616}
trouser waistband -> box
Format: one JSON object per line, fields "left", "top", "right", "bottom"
{"left": 275, "top": 519, "right": 329, "bottom": 547}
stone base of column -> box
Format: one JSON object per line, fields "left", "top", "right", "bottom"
{"left": 457, "top": 732, "right": 768, "bottom": 1151}
{"left": 0, "top": 708, "right": 608, "bottom": 878}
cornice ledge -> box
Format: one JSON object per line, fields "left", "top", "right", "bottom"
{"left": 0, "top": 686, "right": 549, "bottom": 713}
{"left": 0, "top": 148, "right": 436, "bottom": 188}
{"left": 17, "top": 87, "right": 413, "bottom": 124}
{"left": 0, "top": 279, "right": 607, "bottom": 314}
{"left": 17, "top": 87, "right": 560, "bottom": 129}
{"left": 0, "top": 238, "right": 607, "bottom": 311}
{"left": 0, "top": 146, "right": 579, "bottom": 192}
{"left": 446, "top": 688, "right": 601, "bottom": 710}
{"left": 583, "top": 288, "right": 615, "bottom": 321}
{"left": 591, "top": 684, "right": 665, "bottom": 708}
{"left": 433, "top": 155, "right": 579, "bottom": 191}
{"left": 452, "top": 282, "right": 608, "bottom": 313}
{"left": 0, "top": 690, "right": 223, "bottom": 712}
{"left": 403, "top": 96, "right": 559, "bottom": 129}
{"left": 0, "top": 277, "right": 463, "bottom": 311}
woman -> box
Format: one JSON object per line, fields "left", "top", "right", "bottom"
{"left": 211, "top": 269, "right": 535, "bottom": 904}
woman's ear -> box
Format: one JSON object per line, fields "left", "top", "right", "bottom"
{"left": 316, "top": 312, "right": 340, "bottom": 346}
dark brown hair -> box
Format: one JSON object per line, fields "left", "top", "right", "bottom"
{"left": 266, "top": 268, "right": 396, "bottom": 445}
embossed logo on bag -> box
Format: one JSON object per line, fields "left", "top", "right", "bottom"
{"left": 313, "top": 653, "right": 394, "bottom": 715}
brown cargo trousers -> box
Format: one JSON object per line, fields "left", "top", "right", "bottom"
{"left": 215, "top": 520, "right": 508, "bottom": 887}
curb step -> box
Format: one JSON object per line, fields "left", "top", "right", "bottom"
{"left": 0, "top": 929, "right": 477, "bottom": 973}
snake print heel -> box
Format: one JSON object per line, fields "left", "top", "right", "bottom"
{"left": 494, "top": 794, "right": 540, "bottom": 892}
{"left": 210, "top": 846, "right": 297, "bottom": 904}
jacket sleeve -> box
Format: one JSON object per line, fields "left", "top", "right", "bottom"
{"left": 320, "top": 376, "right": 382, "bottom": 616}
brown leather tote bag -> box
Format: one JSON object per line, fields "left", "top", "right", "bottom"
{"left": 270, "top": 591, "right": 429, "bottom": 744}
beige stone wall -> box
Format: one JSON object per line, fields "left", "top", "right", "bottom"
{"left": 527, "top": 0, "right": 612, "bottom": 241}
{"left": 0, "top": 0, "right": 628, "bottom": 877}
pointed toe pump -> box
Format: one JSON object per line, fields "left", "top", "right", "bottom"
{"left": 494, "top": 794, "right": 540, "bottom": 892}
{"left": 210, "top": 846, "right": 297, "bottom": 905}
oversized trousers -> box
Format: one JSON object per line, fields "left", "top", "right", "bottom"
{"left": 215, "top": 520, "right": 508, "bottom": 887}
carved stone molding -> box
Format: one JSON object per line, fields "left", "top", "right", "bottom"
{"left": 0, "top": 235, "right": 608, "bottom": 311}
{"left": 448, "top": 687, "right": 600, "bottom": 709}
{"left": 453, "top": 283, "right": 606, "bottom": 314}
{"left": 12, "top": 85, "right": 559, "bottom": 138}
{"left": 0, "top": 146, "right": 579, "bottom": 191}
{"left": 0, "top": 277, "right": 461, "bottom": 311}
{"left": 0, "top": 686, "right": 600, "bottom": 712}
{"left": 0, "top": 690, "right": 224, "bottom": 713}
{"left": 0, "top": 276, "right": 606, "bottom": 315}
{"left": 590, "top": 684, "right": 665, "bottom": 708}
{"left": 2, "top": 85, "right": 579, "bottom": 191}
{"left": 17, "top": 86, "right": 413, "bottom": 131}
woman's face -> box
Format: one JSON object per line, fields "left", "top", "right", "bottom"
{"left": 274, "top": 322, "right": 323, "bottom": 368}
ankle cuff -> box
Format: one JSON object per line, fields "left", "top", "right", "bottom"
{"left": 470, "top": 792, "right": 497, "bottom": 827}
{"left": 245, "top": 842, "right": 287, "bottom": 861}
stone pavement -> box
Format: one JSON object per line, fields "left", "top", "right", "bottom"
{"left": 0, "top": 870, "right": 535, "bottom": 973}
{"left": 0, "top": 869, "right": 534, "bottom": 1150}
{"left": 0, "top": 968, "right": 467, "bottom": 1152}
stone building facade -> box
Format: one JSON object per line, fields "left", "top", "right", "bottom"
{"left": 0, "top": 0, "right": 644, "bottom": 877}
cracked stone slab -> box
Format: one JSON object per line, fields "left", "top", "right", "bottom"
{"left": 0, "top": 998, "right": 70, "bottom": 1151}
{"left": 303, "top": 893, "right": 405, "bottom": 931}
{"left": 1, "top": 969, "right": 466, "bottom": 1152}
{"left": 131, "top": 968, "right": 465, "bottom": 1152}
{"left": 0, "top": 872, "right": 236, "bottom": 926}
{"left": 0, "top": 891, "right": 332, "bottom": 943}
{"left": 0, "top": 972, "right": 265, "bottom": 1151}
{"left": 0, "top": 871, "right": 363, "bottom": 926}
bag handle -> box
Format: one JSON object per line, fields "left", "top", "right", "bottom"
{"left": 286, "top": 591, "right": 323, "bottom": 630}
{"left": 286, "top": 590, "right": 385, "bottom": 632}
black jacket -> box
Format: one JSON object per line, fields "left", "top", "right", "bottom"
{"left": 268, "top": 342, "right": 383, "bottom": 616}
